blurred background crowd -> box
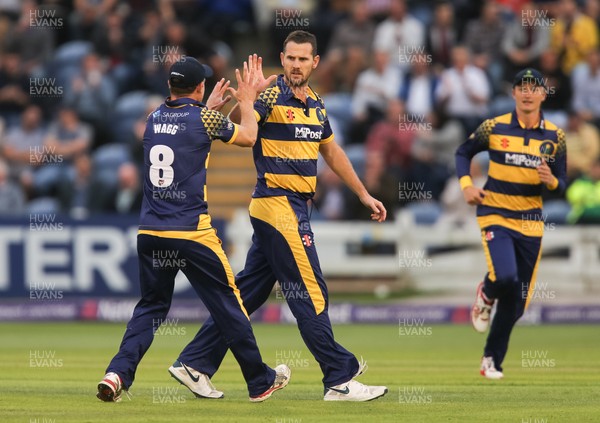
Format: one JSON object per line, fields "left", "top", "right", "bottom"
{"left": 0, "top": 0, "right": 599, "bottom": 225}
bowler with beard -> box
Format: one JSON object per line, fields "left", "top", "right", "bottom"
{"left": 175, "top": 30, "right": 389, "bottom": 402}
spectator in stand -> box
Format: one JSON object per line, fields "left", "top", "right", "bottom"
{"left": 0, "top": 51, "right": 30, "bottom": 126}
{"left": 135, "top": 8, "right": 163, "bottom": 53}
{"left": 1, "top": 104, "right": 46, "bottom": 194}
{"left": 94, "top": 162, "right": 143, "bottom": 214}
{"left": 495, "top": 0, "right": 531, "bottom": 17}
{"left": 425, "top": 0, "right": 457, "bottom": 70}
{"left": 356, "top": 147, "right": 399, "bottom": 219}
{"left": 438, "top": 157, "right": 487, "bottom": 228}
{"left": 318, "top": 0, "right": 375, "bottom": 93}
{"left": 585, "top": 0, "right": 600, "bottom": 27}
{"left": 143, "top": 50, "right": 176, "bottom": 98}
{"left": 0, "top": 157, "right": 24, "bottom": 214}
{"left": 126, "top": 96, "right": 163, "bottom": 169}
{"left": 70, "top": 0, "right": 118, "bottom": 40}
{"left": 196, "top": 0, "right": 255, "bottom": 47}
{"left": 350, "top": 49, "right": 400, "bottom": 144}
{"left": 0, "top": 0, "right": 20, "bottom": 20}
{"left": 34, "top": 107, "right": 92, "bottom": 195}
{"left": 463, "top": 1, "right": 506, "bottom": 93}
{"left": 365, "top": 99, "right": 416, "bottom": 209}
{"left": 373, "top": 0, "right": 425, "bottom": 71}
{"left": 57, "top": 153, "right": 95, "bottom": 218}
{"left": 411, "top": 111, "right": 464, "bottom": 174}
{"left": 92, "top": 10, "right": 137, "bottom": 93}
{"left": 314, "top": 166, "right": 345, "bottom": 221}
{"left": 64, "top": 52, "right": 116, "bottom": 147}
{"left": 399, "top": 52, "right": 438, "bottom": 117}
{"left": 436, "top": 46, "right": 490, "bottom": 135}
{"left": 158, "top": 20, "right": 227, "bottom": 81}
{"left": 538, "top": 49, "right": 571, "bottom": 129}
{"left": 572, "top": 48, "right": 600, "bottom": 127}
{"left": 502, "top": 2, "right": 550, "bottom": 84}
{"left": 564, "top": 110, "right": 600, "bottom": 181}
{"left": 566, "top": 158, "right": 600, "bottom": 223}
{"left": 368, "top": 98, "right": 415, "bottom": 164}
{"left": 4, "top": 1, "right": 55, "bottom": 73}
{"left": 408, "top": 111, "right": 464, "bottom": 202}
{"left": 551, "top": 0, "right": 599, "bottom": 75}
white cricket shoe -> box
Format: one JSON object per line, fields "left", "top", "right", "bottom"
{"left": 324, "top": 379, "right": 388, "bottom": 402}
{"left": 472, "top": 282, "right": 494, "bottom": 333}
{"left": 354, "top": 356, "right": 368, "bottom": 378}
{"left": 168, "top": 360, "right": 224, "bottom": 399}
{"left": 97, "top": 372, "right": 126, "bottom": 402}
{"left": 249, "top": 364, "right": 291, "bottom": 402}
{"left": 480, "top": 356, "right": 504, "bottom": 380}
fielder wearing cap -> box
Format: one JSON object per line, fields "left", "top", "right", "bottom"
{"left": 455, "top": 67, "right": 567, "bottom": 380}
{"left": 168, "top": 56, "right": 213, "bottom": 89}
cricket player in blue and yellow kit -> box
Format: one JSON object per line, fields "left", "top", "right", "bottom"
{"left": 97, "top": 57, "right": 291, "bottom": 403}
{"left": 455, "top": 68, "right": 567, "bottom": 379}
{"left": 176, "top": 31, "right": 389, "bottom": 402}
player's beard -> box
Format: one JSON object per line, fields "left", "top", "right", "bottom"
{"left": 285, "top": 69, "right": 311, "bottom": 88}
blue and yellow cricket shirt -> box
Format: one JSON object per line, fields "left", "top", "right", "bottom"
{"left": 251, "top": 75, "right": 334, "bottom": 198}
{"left": 139, "top": 97, "right": 238, "bottom": 231}
{"left": 455, "top": 111, "right": 567, "bottom": 237}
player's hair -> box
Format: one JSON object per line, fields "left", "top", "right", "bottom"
{"left": 283, "top": 30, "right": 318, "bottom": 56}
{"left": 170, "top": 84, "right": 197, "bottom": 96}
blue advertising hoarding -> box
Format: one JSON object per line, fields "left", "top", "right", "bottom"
{"left": 0, "top": 215, "right": 226, "bottom": 298}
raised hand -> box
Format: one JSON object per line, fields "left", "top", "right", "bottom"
{"left": 248, "top": 54, "right": 277, "bottom": 93}
{"left": 228, "top": 60, "right": 258, "bottom": 104}
{"left": 205, "top": 78, "right": 232, "bottom": 111}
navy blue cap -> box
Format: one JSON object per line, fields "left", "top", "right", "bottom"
{"left": 513, "top": 68, "right": 546, "bottom": 88}
{"left": 169, "top": 56, "right": 213, "bottom": 89}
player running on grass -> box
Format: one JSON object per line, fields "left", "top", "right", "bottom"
{"left": 171, "top": 31, "right": 388, "bottom": 402}
{"left": 97, "top": 56, "right": 290, "bottom": 403}
{"left": 455, "top": 68, "right": 567, "bottom": 379}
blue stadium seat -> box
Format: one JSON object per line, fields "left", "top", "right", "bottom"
{"left": 48, "top": 41, "right": 93, "bottom": 90}
{"left": 27, "top": 197, "right": 60, "bottom": 214}
{"left": 114, "top": 91, "right": 149, "bottom": 119}
{"left": 344, "top": 144, "right": 366, "bottom": 177}
{"left": 92, "top": 143, "right": 132, "bottom": 188}
{"left": 53, "top": 41, "right": 93, "bottom": 67}
{"left": 112, "top": 91, "right": 150, "bottom": 143}
{"left": 93, "top": 143, "right": 131, "bottom": 169}
{"left": 543, "top": 200, "right": 571, "bottom": 225}
{"left": 407, "top": 201, "right": 442, "bottom": 225}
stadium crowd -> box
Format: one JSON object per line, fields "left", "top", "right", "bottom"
{"left": 0, "top": 0, "right": 599, "bottom": 224}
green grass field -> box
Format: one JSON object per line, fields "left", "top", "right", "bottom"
{"left": 1, "top": 322, "right": 598, "bottom": 422}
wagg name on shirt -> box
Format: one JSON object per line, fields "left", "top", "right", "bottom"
{"left": 153, "top": 123, "right": 180, "bottom": 135}
{"left": 505, "top": 153, "right": 542, "bottom": 168}
{"left": 295, "top": 127, "right": 322, "bottom": 140}
{"left": 152, "top": 111, "right": 189, "bottom": 134}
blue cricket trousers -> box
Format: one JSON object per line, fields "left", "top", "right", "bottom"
{"left": 105, "top": 229, "right": 275, "bottom": 396}
{"left": 178, "top": 195, "right": 359, "bottom": 387}
{"left": 480, "top": 225, "right": 543, "bottom": 371}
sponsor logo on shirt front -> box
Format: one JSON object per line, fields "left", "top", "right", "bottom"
{"left": 295, "top": 127, "right": 322, "bottom": 140}
{"left": 505, "top": 153, "right": 542, "bottom": 168}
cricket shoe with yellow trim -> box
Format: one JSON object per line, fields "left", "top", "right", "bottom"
{"left": 480, "top": 356, "right": 504, "bottom": 380}
{"left": 472, "top": 281, "right": 494, "bottom": 333}
{"left": 97, "top": 372, "right": 126, "bottom": 402}
{"left": 249, "top": 364, "right": 291, "bottom": 402}
{"left": 168, "top": 360, "right": 224, "bottom": 399}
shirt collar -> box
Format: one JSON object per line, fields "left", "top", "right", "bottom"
{"left": 165, "top": 97, "right": 205, "bottom": 108}
{"left": 511, "top": 109, "right": 545, "bottom": 132}
{"left": 277, "top": 75, "right": 318, "bottom": 102}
